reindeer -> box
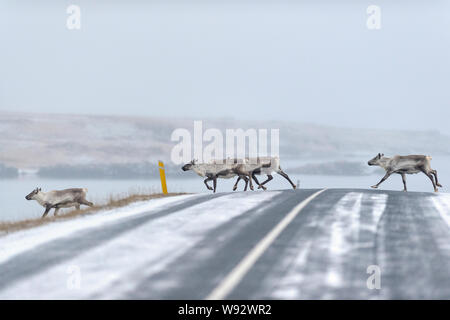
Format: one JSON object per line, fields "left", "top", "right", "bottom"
{"left": 368, "top": 153, "right": 443, "bottom": 192}
{"left": 233, "top": 157, "right": 297, "bottom": 191}
{"left": 182, "top": 160, "right": 251, "bottom": 193}
{"left": 228, "top": 159, "right": 269, "bottom": 191}
{"left": 25, "top": 187, "right": 94, "bottom": 218}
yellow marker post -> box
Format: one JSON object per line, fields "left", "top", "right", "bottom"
{"left": 158, "top": 161, "right": 168, "bottom": 195}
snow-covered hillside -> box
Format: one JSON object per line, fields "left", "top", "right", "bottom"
{"left": 1, "top": 112, "right": 450, "bottom": 168}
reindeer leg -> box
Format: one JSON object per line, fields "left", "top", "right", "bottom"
{"left": 248, "top": 174, "right": 254, "bottom": 191}
{"left": 233, "top": 177, "right": 241, "bottom": 191}
{"left": 431, "top": 169, "right": 442, "bottom": 187}
{"left": 236, "top": 175, "right": 247, "bottom": 191}
{"left": 203, "top": 177, "right": 213, "bottom": 191}
{"left": 277, "top": 169, "right": 296, "bottom": 189}
{"left": 243, "top": 176, "right": 249, "bottom": 191}
{"left": 258, "top": 175, "right": 273, "bottom": 189}
{"left": 213, "top": 176, "right": 217, "bottom": 193}
{"left": 422, "top": 169, "right": 438, "bottom": 192}
{"left": 371, "top": 172, "right": 392, "bottom": 189}
{"left": 54, "top": 207, "right": 60, "bottom": 216}
{"left": 252, "top": 173, "right": 265, "bottom": 190}
{"left": 401, "top": 173, "right": 407, "bottom": 192}
{"left": 42, "top": 205, "right": 52, "bottom": 218}
{"left": 80, "top": 199, "right": 94, "bottom": 207}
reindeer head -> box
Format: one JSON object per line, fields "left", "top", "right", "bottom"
{"left": 25, "top": 187, "right": 42, "bottom": 200}
{"left": 368, "top": 153, "right": 384, "bottom": 166}
{"left": 182, "top": 159, "right": 197, "bottom": 171}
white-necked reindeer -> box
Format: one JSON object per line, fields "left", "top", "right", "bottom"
{"left": 233, "top": 157, "right": 297, "bottom": 190}
{"left": 25, "top": 187, "right": 94, "bottom": 218}
{"left": 368, "top": 153, "right": 443, "bottom": 192}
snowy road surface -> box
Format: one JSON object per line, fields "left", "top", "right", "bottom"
{"left": 1, "top": 189, "right": 450, "bottom": 299}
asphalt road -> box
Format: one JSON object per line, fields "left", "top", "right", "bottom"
{"left": 1, "top": 188, "right": 450, "bottom": 299}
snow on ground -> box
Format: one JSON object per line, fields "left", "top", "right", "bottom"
{"left": 0, "top": 191, "right": 280, "bottom": 299}
{"left": 325, "top": 192, "right": 363, "bottom": 288}
{"left": 271, "top": 192, "right": 388, "bottom": 299}
{"left": 0, "top": 194, "right": 200, "bottom": 265}
{"left": 431, "top": 193, "right": 450, "bottom": 229}
{"left": 4, "top": 189, "right": 448, "bottom": 300}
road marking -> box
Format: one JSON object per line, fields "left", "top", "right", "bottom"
{"left": 206, "top": 188, "right": 327, "bottom": 300}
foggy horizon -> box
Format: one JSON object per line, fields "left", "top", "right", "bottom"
{"left": 1, "top": 1, "right": 450, "bottom": 133}
{"left": 1, "top": 109, "right": 449, "bottom": 137}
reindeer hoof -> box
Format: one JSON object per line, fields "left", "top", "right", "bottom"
{"left": 232, "top": 186, "right": 237, "bottom": 191}
{"left": 435, "top": 189, "right": 439, "bottom": 193}
{"left": 293, "top": 186, "right": 297, "bottom": 190}
{"left": 437, "top": 183, "right": 443, "bottom": 188}
{"left": 371, "top": 185, "right": 378, "bottom": 189}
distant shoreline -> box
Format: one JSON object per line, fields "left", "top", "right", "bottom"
{"left": 1, "top": 160, "right": 383, "bottom": 179}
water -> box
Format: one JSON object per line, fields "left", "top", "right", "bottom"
{"left": 1, "top": 166, "right": 449, "bottom": 222}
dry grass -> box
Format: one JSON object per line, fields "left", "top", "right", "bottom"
{"left": 0, "top": 192, "right": 187, "bottom": 235}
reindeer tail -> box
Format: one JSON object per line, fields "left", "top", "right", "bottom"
{"left": 426, "top": 156, "right": 432, "bottom": 161}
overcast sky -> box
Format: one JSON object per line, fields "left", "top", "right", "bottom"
{"left": 1, "top": 1, "right": 449, "bottom": 133}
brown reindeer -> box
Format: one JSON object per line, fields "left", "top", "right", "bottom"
{"left": 26, "top": 187, "right": 94, "bottom": 218}
{"left": 233, "top": 157, "right": 297, "bottom": 191}
{"left": 182, "top": 160, "right": 252, "bottom": 193}
{"left": 368, "top": 153, "right": 442, "bottom": 192}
